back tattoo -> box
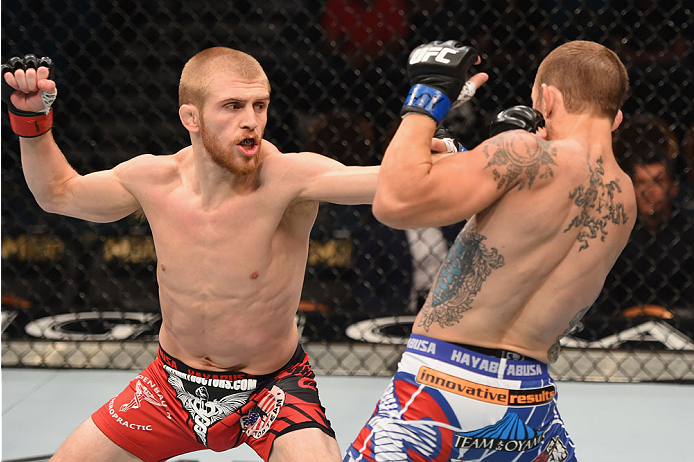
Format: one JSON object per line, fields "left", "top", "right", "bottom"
{"left": 564, "top": 157, "right": 629, "bottom": 250}
{"left": 483, "top": 131, "right": 557, "bottom": 191}
{"left": 418, "top": 227, "right": 504, "bottom": 331}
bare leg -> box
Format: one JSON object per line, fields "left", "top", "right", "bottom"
{"left": 268, "top": 427, "right": 342, "bottom": 462}
{"left": 50, "top": 418, "right": 143, "bottom": 462}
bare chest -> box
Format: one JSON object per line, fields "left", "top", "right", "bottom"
{"left": 160, "top": 190, "right": 272, "bottom": 239}
{"left": 143, "top": 188, "right": 313, "bottom": 288}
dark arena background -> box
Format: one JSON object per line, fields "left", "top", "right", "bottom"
{"left": 2, "top": 0, "right": 693, "bottom": 385}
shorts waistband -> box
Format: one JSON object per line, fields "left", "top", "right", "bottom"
{"left": 450, "top": 342, "right": 530, "bottom": 361}
{"left": 157, "top": 344, "right": 304, "bottom": 383}
{"left": 405, "top": 334, "right": 549, "bottom": 380}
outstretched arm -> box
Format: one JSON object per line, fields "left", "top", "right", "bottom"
{"left": 282, "top": 150, "right": 380, "bottom": 205}
{"left": 275, "top": 134, "right": 457, "bottom": 206}
{"left": 3, "top": 55, "right": 141, "bottom": 222}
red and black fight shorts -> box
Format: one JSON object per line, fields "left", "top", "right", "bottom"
{"left": 91, "top": 344, "right": 334, "bottom": 461}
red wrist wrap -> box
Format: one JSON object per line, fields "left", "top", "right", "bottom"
{"left": 8, "top": 108, "right": 53, "bottom": 137}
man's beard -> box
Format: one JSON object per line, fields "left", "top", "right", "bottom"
{"left": 200, "top": 122, "right": 259, "bottom": 176}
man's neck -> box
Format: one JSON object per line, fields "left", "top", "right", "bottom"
{"left": 548, "top": 113, "right": 614, "bottom": 146}
{"left": 188, "top": 144, "right": 260, "bottom": 208}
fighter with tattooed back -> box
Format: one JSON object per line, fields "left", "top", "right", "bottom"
{"left": 345, "top": 40, "right": 634, "bottom": 462}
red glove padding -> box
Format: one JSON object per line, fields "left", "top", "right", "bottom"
{"left": 2, "top": 54, "right": 56, "bottom": 137}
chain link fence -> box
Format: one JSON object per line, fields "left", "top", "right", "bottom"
{"left": 2, "top": 0, "right": 693, "bottom": 382}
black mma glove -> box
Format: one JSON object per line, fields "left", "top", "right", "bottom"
{"left": 1, "top": 54, "right": 56, "bottom": 137}
{"left": 402, "top": 41, "right": 478, "bottom": 123}
{"left": 434, "top": 126, "right": 467, "bottom": 153}
{"left": 489, "top": 105, "right": 545, "bottom": 137}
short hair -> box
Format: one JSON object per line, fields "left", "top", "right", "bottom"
{"left": 178, "top": 47, "right": 270, "bottom": 109}
{"left": 535, "top": 40, "right": 629, "bottom": 119}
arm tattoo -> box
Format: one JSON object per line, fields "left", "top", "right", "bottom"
{"left": 564, "top": 157, "right": 629, "bottom": 250}
{"left": 547, "top": 305, "right": 591, "bottom": 363}
{"left": 418, "top": 227, "right": 505, "bottom": 331}
{"left": 483, "top": 132, "right": 557, "bottom": 191}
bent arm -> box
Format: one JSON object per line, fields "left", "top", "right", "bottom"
{"left": 20, "top": 133, "right": 140, "bottom": 222}
{"left": 373, "top": 114, "right": 546, "bottom": 229}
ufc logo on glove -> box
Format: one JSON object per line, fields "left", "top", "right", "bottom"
{"left": 409, "top": 46, "right": 460, "bottom": 64}
{"left": 401, "top": 40, "right": 478, "bottom": 123}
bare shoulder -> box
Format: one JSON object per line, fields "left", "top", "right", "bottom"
{"left": 257, "top": 146, "right": 323, "bottom": 217}
{"left": 261, "top": 145, "right": 342, "bottom": 179}
{"left": 263, "top": 148, "right": 330, "bottom": 165}
{"left": 479, "top": 130, "right": 560, "bottom": 191}
{"left": 257, "top": 140, "right": 294, "bottom": 169}
{"left": 551, "top": 140, "right": 594, "bottom": 181}
{"left": 113, "top": 148, "right": 186, "bottom": 186}
{"left": 255, "top": 143, "right": 322, "bottom": 200}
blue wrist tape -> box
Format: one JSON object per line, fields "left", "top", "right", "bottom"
{"left": 402, "top": 84, "right": 452, "bottom": 123}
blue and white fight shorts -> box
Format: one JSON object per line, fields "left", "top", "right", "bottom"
{"left": 344, "top": 334, "right": 576, "bottom": 462}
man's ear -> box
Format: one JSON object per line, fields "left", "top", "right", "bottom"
{"left": 179, "top": 104, "right": 200, "bottom": 133}
{"left": 612, "top": 110, "right": 623, "bottom": 132}
{"left": 541, "top": 83, "right": 556, "bottom": 119}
